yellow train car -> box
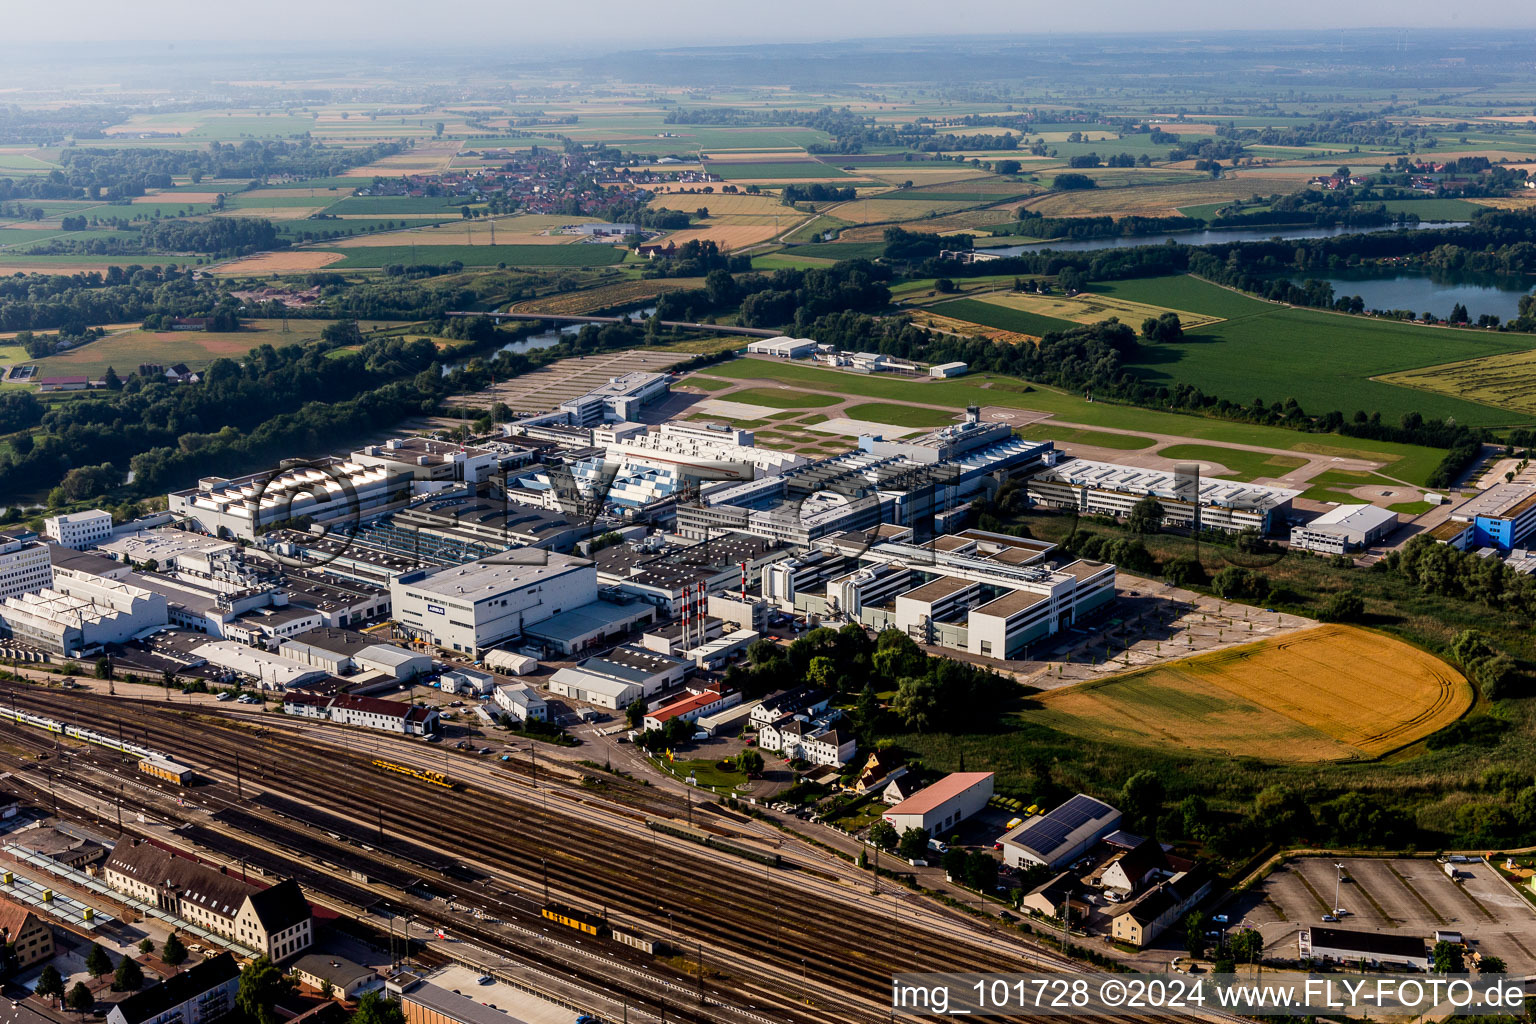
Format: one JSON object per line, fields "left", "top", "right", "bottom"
{"left": 542, "top": 904, "right": 606, "bottom": 937}
{"left": 370, "top": 759, "right": 455, "bottom": 789}
{"left": 138, "top": 758, "right": 193, "bottom": 786}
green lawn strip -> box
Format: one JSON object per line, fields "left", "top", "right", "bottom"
{"left": 1014, "top": 423, "right": 1157, "bottom": 451}
{"left": 681, "top": 376, "right": 734, "bottom": 391}
{"left": 1301, "top": 469, "right": 1380, "bottom": 504}
{"left": 1157, "top": 443, "right": 1308, "bottom": 482}
{"left": 842, "top": 402, "right": 957, "bottom": 427}
{"left": 723, "top": 386, "right": 833, "bottom": 409}
{"left": 324, "top": 244, "right": 624, "bottom": 268}
{"left": 704, "top": 357, "right": 1452, "bottom": 485}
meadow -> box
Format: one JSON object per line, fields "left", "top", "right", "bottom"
{"left": 23, "top": 319, "right": 391, "bottom": 377}
{"left": 706, "top": 162, "right": 852, "bottom": 180}
{"left": 1027, "top": 625, "right": 1472, "bottom": 762}
{"left": 930, "top": 297, "right": 1079, "bottom": 337}
{"left": 971, "top": 289, "right": 1225, "bottom": 329}
{"left": 1156, "top": 443, "right": 1308, "bottom": 481}
{"left": 695, "top": 358, "right": 1452, "bottom": 484}
{"left": 1013, "top": 424, "right": 1158, "bottom": 450}
{"left": 840, "top": 402, "right": 957, "bottom": 427}
{"left": 719, "top": 386, "right": 831, "bottom": 409}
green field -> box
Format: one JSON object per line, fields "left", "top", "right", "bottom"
{"left": 842, "top": 402, "right": 958, "bottom": 427}
{"left": 1098, "top": 275, "right": 1535, "bottom": 427}
{"left": 1157, "top": 444, "right": 1308, "bottom": 482}
{"left": 1014, "top": 424, "right": 1158, "bottom": 450}
{"left": 325, "top": 245, "right": 625, "bottom": 269}
{"left": 20, "top": 319, "right": 384, "bottom": 377}
{"left": 329, "top": 196, "right": 483, "bottom": 216}
{"left": 700, "top": 357, "right": 1452, "bottom": 484}
{"left": 775, "top": 242, "right": 887, "bottom": 261}
{"left": 681, "top": 376, "right": 735, "bottom": 391}
{"left": 932, "top": 298, "right": 1079, "bottom": 336}
{"left": 273, "top": 217, "right": 455, "bottom": 239}
{"left": 707, "top": 162, "right": 851, "bottom": 180}
{"left": 1301, "top": 469, "right": 1381, "bottom": 504}
{"left": 224, "top": 194, "right": 339, "bottom": 209}
{"left": 1374, "top": 198, "right": 1484, "bottom": 220}
{"left": 722, "top": 386, "right": 831, "bottom": 409}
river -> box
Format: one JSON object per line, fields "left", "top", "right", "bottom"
{"left": 978, "top": 220, "right": 1465, "bottom": 256}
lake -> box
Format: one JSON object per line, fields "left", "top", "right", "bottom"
{"left": 443, "top": 305, "right": 657, "bottom": 373}
{"left": 979, "top": 221, "right": 1464, "bottom": 256}
{"left": 1284, "top": 267, "right": 1533, "bottom": 322}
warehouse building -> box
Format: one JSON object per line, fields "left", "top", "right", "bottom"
{"left": 1299, "top": 926, "right": 1430, "bottom": 971}
{"left": 390, "top": 974, "right": 535, "bottom": 1024}
{"left": 999, "top": 794, "right": 1123, "bottom": 870}
{"left": 43, "top": 509, "right": 113, "bottom": 550}
{"left": 1289, "top": 504, "right": 1398, "bottom": 554}
{"left": 279, "top": 627, "right": 431, "bottom": 681}
{"left": 103, "top": 840, "right": 313, "bottom": 960}
{"left": 193, "top": 640, "right": 330, "bottom": 690}
{"left": 642, "top": 688, "right": 741, "bottom": 730}
{"left": 1443, "top": 483, "right": 1536, "bottom": 553}
{"left": 548, "top": 645, "right": 691, "bottom": 709}
{"left": 0, "top": 531, "right": 52, "bottom": 602}
{"left": 1027, "top": 460, "right": 1301, "bottom": 534}
{"left": 883, "top": 772, "right": 995, "bottom": 836}
{"left": 390, "top": 553, "right": 598, "bottom": 657}
{"left": 928, "top": 361, "right": 968, "bottom": 378}
{"left": 520, "top": 598, "right": 655, "bottom": 656}
{"left": 98, "top": 528, "right": 238, "bottom": 570}
{"left": 350, "top": 436, "right": 498, "bottom": 485}
{"left": 746, "top": 336, "right": 817, "bottom": 359}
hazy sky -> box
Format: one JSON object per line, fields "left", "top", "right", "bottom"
{"left": 15, "top": 0, "right": 1536, "bottom": 46}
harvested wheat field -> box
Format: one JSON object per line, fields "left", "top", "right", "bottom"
{"left": 976, "top": 290, "right": 1225, "bottom": 329}
{"left": 1021, "top": 178, "right": 1299, "bottom": 218}
{"left": 663, "top": 223, "right": 786, "bottom": 249}
{"left": 331, "top": 215, "right": 581, "bottom": 246}
{"left": 351, "top": 142, "right": 460, "bottom": 174}
{"left": 906, "top": 309, "right": 1036, "bottom": 343}
{"left": 1028, "top": 625, "right": 1471, "bottom": 762}
{"left": 649, "top": 193, "right": 787, "bottom": 216}
{"left": 507, "top": 277, "right": 704, "bottom": 315}
{"left": 212, "top": 251, "right": 346, "bottom": 275}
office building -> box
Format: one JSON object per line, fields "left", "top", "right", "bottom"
{"left": 390, "top": 553, "right": 598, "bottom": 657}
{"left": 0, "top": 532, "right": 52, "bottom": 602}
{"left": 43, "top": 509, "right": 113, "bottom": 550}
{"left": 1290, "top": 504, "right": 1398, "bottom": 554}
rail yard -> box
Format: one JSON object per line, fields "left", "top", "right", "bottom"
{"left": 0, "top": 682, "right": 1139, "bottom": 1024}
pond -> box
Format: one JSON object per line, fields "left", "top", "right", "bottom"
{"left": 443, "top": 305, "right": 657, "bottom": 373}
{"left": 1283, "top": 266, "right": 1533, "bottom": 322}
{"left": 978, "top": 220, "right": 1466, "bottom": 256}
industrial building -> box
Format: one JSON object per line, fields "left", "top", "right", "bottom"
{"left": 390, "top": 553, "right": 598, "bottom": 657}
{"left": 548, "top": 645, "right": 691, "bottom": 709}
{"left": 1289, "top": 504, "right": 1398, "bottom": 554}
{"left": 999, "top": 794, "right": 1123, "bottom": 869}
{"left": 746, "top": 336, "right": 818, "bottom": 359}
{"left": 883, "top": 772, "right": 995, "bottom": 836}
{"left": 43, "top": 508, "right": 113, "bottom": 550}
{"left": 103, "top": 840, "right": 313, "bottom": 960}
{"left": 98, "top": 528, "right": 238, "bottom": 570}
{"left": 642, "top": 688, "right": 741, "bottom": 730}
{"left": 928, "top": 361, "right": 968, "bottom": 378}
{"left": 0, "top": 575, "right": 168, "bottom": 655}
{"left": 384, "top": 495, "right": 584, "bottom": 557}
{"left": 168, "top": 457, "right": 411, "bottom": 540}
{"left": 1027, "top": 460, "right": 1301, "bottom": 534}
{"left": 279, "top": 628, "right": 431, "bottom": 681}
{"left": 439, "top": 667, "right": 496, "bottom": 695}
{"left": 1440, "top": 483, "right": 1536, "bottom": 553}
{"left": 0, "top": 531, "right": 52, "bottom": 602}
{"left": 193, "top": 640, "right": 331, "bottom": 690}
{"left": 350, "top": 436, "right": 498, "bottom": 485}
{"left": 107, "top": 953, "right": 241, "bottom": 1024}
{"left": 521, "top": 598, "right": 655, "bottom": 656}
{"left": 1299, "top": 926, "right": 1430, "bottom": 970}
{"left": 494, "top": 684, "right": 548, "bottom": 722}
{"left": 1109, "top": 868, "right": 1212, "bottom": 948}
{"left": 391, "top": 974, "right": 535, "bottom": 1024}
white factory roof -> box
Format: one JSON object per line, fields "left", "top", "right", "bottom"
{"left": 192, "top": 640, "right": 328, "bottom": 688}
{"left": 549, "top": 665, "right": 641, "bottom": 700}
{"left": 396, "top": 552, "right": 590, "bottom": 598}
{"left": 747, "top": 336, "right": 817, "bottom": 355}
{"left": 1038, "top": 459, "right": 1302, "bottom": 509}
{"left": 1304, "top": 503, "right": 1398, "bottom": 531}
{"left": 98, "top": 528, "right": 236, "bottom": 565}
{"left": 1451, "top": 482, "right": 1536, "bottom": 521}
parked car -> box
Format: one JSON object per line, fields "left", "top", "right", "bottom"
{"left": 1212, "top": 914, "right": 1229, "bottom": 924}
{"left": 477, "top": 976, "right": 493, "bottom": 985}
{"left": 1322, "top": 914, "right": 1338, "bottom": 923}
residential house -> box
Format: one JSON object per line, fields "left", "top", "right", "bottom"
{"left": 107, "top": 953, "right": 241, "bottom": 1024}
{"left": 0, "top": 897, "right": 54, "bottom": 967}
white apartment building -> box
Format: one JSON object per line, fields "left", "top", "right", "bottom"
{"left": 0, "top": 533, "right": 52, "bottom": 602}
{"left": 494, "top": 683, "right": 548, "bottom": 722}
{"left": 43, "top": 509, "right": 113, "bottom": 550}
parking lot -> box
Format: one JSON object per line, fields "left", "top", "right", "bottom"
{"left": 1232, "top": 856, "right": 1536, "bottom": 975}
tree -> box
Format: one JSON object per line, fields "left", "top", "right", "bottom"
{"left": 161, "top": 931, "right": 187, "bottom": 965}
{"left": 35, "top": 964, "right": 63, "bottom": 1004}
{"left": 1432, "top": 939, "right": 1465, "bottom": 974}
{"left": 1317, "top": 591, "right": 1365, "bottom": 623}
{"left": 66, "top": 982, "right": 93, "bottom": 1016}
{"left": 103, "top": 366, "right": 122, "bottom": 390}
{"left": 94, "top": 657, "right": 113, "bottom": 679}
{"left": 1125, "top": 496, "right": 1165, "bottom": 534}
{"left": 868, "top": 820, "right": 898, "bottom": 852}
{"left": 624, "top": 699, "right": 645, "bottom": 730}
{"left": 1184, "top": 911, "right": 1207, "bottom": 959}
{"left": 897, "top": 827, "right": 930, "bottom": 861}
{"left": 238, "top": 956, "right": 291, "bottom": 1024}
{"left": 85, "top": 942, "right": 112, "bottom": 979}
{"left": 1478, "top": 954, "right": 1507, "bottom": 974}
{"left": 113, "top": 955, "right": 144, "bottom": 991}
{"left": 892, "top": 677, "right": 939, "bottom": 732}
{"left": 1121, "top": 771, "right": 1165, "bottom": 833}
{"left": 138, "top": 938, "right": 155, "bottom": 955}
{"left": 996, "top": 160, "right": 1022, "bottom": 176}
{"left": 963, "top": 851, "right": 998, "bottom": 892}
{"left": 734, "top": 748, "right": 764, "bottom": 776}
{"left": 1164, "top": 555, "right": 1206, "bottom": 588}
{"left": 350, "top": 991, "right": 407, "bottom": 1024}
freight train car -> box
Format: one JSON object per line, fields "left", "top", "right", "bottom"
{"left": 644, "top": 816, "right": 781, "bottom": 868}
{"left": 542, "top": 903, "right": 606, "bottom": 937}
{"left": 138, "top": 757, "right": 194, "bottom": 785}
{"left": 370, "top": 759, "right": 456, "bottom": 789}
{"left": 611, "top": 926, "right": 658, "bottom": 955}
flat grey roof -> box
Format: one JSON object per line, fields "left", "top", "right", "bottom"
{"left": 403, "top": 980, "right": 531, "bottom": 1024}
{"left": 522, "top": 599, "right": 649, "bottom": 644}
{"left": 397, "top": 552, "right": 590, "bottom": 598}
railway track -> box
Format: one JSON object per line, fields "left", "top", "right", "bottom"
{"left": 0, "top": 685, "right": 1218, "bottom": 1024}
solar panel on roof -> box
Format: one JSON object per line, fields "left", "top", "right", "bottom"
{"left": 1012, "top": 794, "right": 1113, "bottom": 857}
